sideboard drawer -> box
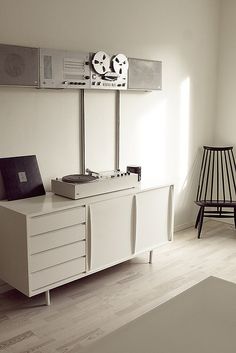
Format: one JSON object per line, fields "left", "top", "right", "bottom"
{"left": 28, "top": 207, "right": 85, "bottom": 236}
{"left": 31, "top": 241, "right": 86, "bottom": 272}
{"left": 30, "top": 224, "right": 85, "bottom": 254}
{"left": 30, "top": 257, "right": 86, "bottom": 290}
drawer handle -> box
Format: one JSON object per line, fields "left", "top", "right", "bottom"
{"left": 133, "top": 195, "right": 137, "bottom": 253}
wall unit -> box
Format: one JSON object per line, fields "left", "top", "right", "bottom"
{"left": 0, "top": 44, "right": 162, "bottom": 91}
{"left": 0, "top": 184, "right": 174, "bottom": 305}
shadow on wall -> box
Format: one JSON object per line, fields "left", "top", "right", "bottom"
{"left": 175, "top": 148, "right": 203, "bottom": 229}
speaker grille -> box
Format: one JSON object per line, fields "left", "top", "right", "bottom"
{"left": 0, "top": 44, "right": 39, "bottom": 87}
{"left": 128, "top": 58, "right": 162, "bottom": 90}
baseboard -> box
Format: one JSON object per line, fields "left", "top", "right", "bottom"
{"left": 174, "top": 217, "right": 213, "bottom": 233}
{"left": 0, "top": 282, "right": 12, "bottom": 294}
{"left": 174, "top": 222, "right": 195, "bottom": 232}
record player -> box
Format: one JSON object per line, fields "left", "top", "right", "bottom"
{"left": 51, "top": 168, "right": 140, "bottom": 200}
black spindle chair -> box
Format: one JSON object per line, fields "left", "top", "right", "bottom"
{"left": 195, "top": 146, "right": 236, "bottom": 238}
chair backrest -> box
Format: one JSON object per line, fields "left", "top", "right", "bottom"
{"left": 196, "top": 146, "right": 236, "bottom": 202}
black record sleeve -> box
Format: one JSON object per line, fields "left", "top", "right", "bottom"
{"left": 0, "top": 155, "right": 45, "bottom": 201}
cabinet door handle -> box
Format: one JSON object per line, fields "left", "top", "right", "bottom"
{"left": 168, "top": 185, "right": 174, "bottom": 241}
{"left": 133, "top": 195, "right": 137, "bottom": 254}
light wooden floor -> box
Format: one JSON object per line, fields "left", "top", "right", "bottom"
{"left": 0, "top": 220, "right": 236, "bottom": 353}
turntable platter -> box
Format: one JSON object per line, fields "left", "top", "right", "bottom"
{"left": 62, "top": 174, "right": 97, "bottom": 183}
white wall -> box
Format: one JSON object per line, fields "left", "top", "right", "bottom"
{"left": 0, "top": 0, "right": 219, "bottom": 226}
{"left": 0, "top": 88, "right": 81, "bottom": 186}
{"left": 215, "top": 0, "right": 236, "bottom": 146}
{"left": 213, "top": 0, "right": 236, "bottom": 226}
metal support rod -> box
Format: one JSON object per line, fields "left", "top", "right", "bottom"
{"left": 115, "top": 90, "right": 120, "bottom": 170}
{"left": 45, "top": 290, "right": 50, "bottom": 306}
{"left": 80, "top": 89, "right": 86, "bottom": 174}
{"left": 149, "top": 250, "right": 153, "bottom": 264}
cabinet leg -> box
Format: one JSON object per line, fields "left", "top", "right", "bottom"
{"left": 45, "top": 290, "right": 50, "bottom": 306}
{"left": 149, "top": 250, "right": 153, "bottom": 264}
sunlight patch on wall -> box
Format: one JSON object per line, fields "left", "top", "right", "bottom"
{"left": 137, "top": 99, "right": 167, "bottom": 187}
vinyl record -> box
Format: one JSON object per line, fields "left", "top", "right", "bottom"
{"left": 112, "top": 54, "right": 129, "bottom": 76}
{"left": 62, "top": 174, "right": 97, "bottom": 183}
{"left": 92, "top": 51, "right": 110, "bottom": 75}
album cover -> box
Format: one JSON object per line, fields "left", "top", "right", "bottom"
{"left": 0, "top": 155, "right": 45, "bottom": 201}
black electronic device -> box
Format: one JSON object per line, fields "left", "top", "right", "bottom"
{"left": 0, "top": 155, "right": 45, "bottom": 201}
{"left": 127, "top": 165, "right": 142, "bottom": 181}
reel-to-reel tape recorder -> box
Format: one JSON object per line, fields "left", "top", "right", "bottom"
{"left": 39, "top": 48, "right": 129, "bottom": 90}
{"left": 90, "top": 51, "right": 129, "bottom": 90}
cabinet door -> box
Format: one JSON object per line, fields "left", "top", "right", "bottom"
{"left": 135, "top": 186, "right": 173, "bottom": 253}
{"left": 88, "top": 195, "right": 135, "bottom": 271}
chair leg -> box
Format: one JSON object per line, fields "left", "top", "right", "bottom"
{"left": 234, "top": 208, "right": 236, "bottom": 229}
{"left": 198, "top": 207, "right": 204, "bottom": 239}
{"left": 195, "top": 208, "right": 201, "bottom": 229}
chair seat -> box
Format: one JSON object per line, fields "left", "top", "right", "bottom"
{"left": 195, "top": 200, "right": 236, "bottom": 207}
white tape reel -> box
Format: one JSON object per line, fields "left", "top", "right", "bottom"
{"left": 112, "top": 54, "right": 129, "bottom": 76}
{"left": 92, "top": 51, "right": 110, "bottom": 75}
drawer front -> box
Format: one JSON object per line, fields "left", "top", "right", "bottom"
{"left": 30, "top": 224, "right": 85, "bottom": 254}
{"left": 28, "top": 207, "right": 85, "bottom": 236}
{"left": 30, "top": 257, "right": 86, "bottom": 290}
{"left": 31, "top": 241, "right": 86, "bottom": 272}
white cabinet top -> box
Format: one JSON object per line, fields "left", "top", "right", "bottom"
{"left": 0, "top": 188, "right": 136, "bottom": 216}
{"left": 0, "top": 183, "right": 173, "bottom": 217}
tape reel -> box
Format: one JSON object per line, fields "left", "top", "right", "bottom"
{"left": 112, "top": 54, "right": 129, "bottom": 76}
{"left": 92, "top": 51, "right": 110, "bottom": 75}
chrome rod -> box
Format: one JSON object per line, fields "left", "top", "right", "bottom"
{"left": 115, "top": 90, "right": 121, "bottom": 170}
{"left": 80, "top": 89, "right": 86, "bottom": 174}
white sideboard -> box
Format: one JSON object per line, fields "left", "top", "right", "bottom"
{"left": 0, "top": 184, "right": 174, "bottom": 305}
